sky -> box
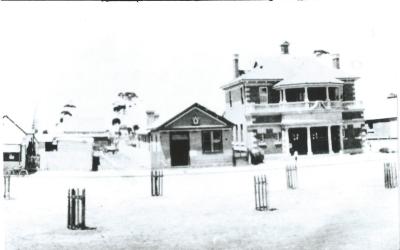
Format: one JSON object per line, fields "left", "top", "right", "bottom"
{"left": 1, "top": 1, "right": 400, "bottom": 133}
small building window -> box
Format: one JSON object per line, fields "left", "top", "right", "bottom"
{"left": 202, "top": 130, "right": 223, "bottom": 153}
{"left": 3, "top": 152, "right": 20, "bottom": 162}
{"left": 260, "top": 87, "right": 268, "bottom": 103}
{"left": 45, "top": 141, "right": 58, "bottom": 152}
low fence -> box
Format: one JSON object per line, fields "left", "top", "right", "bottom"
{"left": 151, "top": 170, "right": 163, "bottom": 196}
{"left": 384, "top": 162, "right": 398, "bottom": 189}
{"left": 67, "top": 188, "right": 86, "bottom": 229}
{"left": 4, "top": 175, "right": 11, "bottom": 199}
{"left": 254, "top": 175, "right": 268, "bottom": 211}
{"left": 286, "top": 164, "right": 298, "bottom": 189}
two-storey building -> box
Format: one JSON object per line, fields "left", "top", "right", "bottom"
{"left": 222, "top": 42, "right": 364, "bottom": 156}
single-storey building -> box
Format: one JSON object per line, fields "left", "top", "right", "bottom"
{"left": 149, "top": 103, "right": 234, "bottom": 168}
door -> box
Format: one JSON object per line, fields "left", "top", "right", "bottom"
{"left": 288, "top": 128, "right": 308, "bottom": 155}
{"left": 310, "top": 127, "right": 329, "bottom": 154}
{"left": 331, "top": 126, "right": 341, "bottom": 153}
{"left": 170, "top": 132, "right": 190, "bottom": 166}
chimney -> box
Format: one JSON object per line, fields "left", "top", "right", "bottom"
{"left": 332, "top": 54, "right": 340, "bottom": 69}
{"left": 146, "top": 110, "right": 155, "bottom": 127}
{"left": 233, "top": 54, "right": 240, "bottom": 78}
{"left": 280, "top": 41, "right": 290, "bottom": 54}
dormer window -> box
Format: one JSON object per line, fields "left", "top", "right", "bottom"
{"left": 260, "top": 87, "right": 268, "bottom": 103}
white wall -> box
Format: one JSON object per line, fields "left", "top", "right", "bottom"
{"left": 42, "top": 139, "right": 93, "bottom": 171}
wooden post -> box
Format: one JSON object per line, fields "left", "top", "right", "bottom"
{"left": 156, "top": 171, "right": 159, "bottom": 196}
{"left": 3, "top": 175, "right": 11, "bottom": 200}
{"left": 151, "top": 171, "right": 153, "bottom": 196}
{"left": 264, "top": 176, "right": 268, "bottom": 210}
{"left": 254, "top": 175, "right": 268, "bottom": 211}
{"left": 77, "top": 189, "right": 80, "bottom": 227}
{"left": 254, "top": 176, "right": 257, "bottom": 210}
{"left": 82, "top": 189, "right": 86, "bottom": 228}
{"left": 160, "top": 171, "right": 163, "bottom": 196}
{"left": 71, "top": 189, "right": 76, "bottom": 229}
{"left": 67, "top": 189, "right": 71, "bottom": 229}
{"left": 151, "top": 170, "right": 163, "bottom": 196}
{"left": 384, "top": 162, "right": 398, "bottom": 189}
{"left": 286, "top": 164, "right": 298, "bottom": 189}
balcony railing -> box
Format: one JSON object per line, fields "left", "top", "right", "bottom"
{"left": 248, "top": 100, "right": 363, "bottom": 114}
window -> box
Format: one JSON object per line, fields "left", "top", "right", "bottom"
{"left": 286, "top": 88, "right": 305, "bottom": 102}
{"left": 260, "top": 87, "right": 268, "bottom": 103}
{"left": 240, "top": 87, "right": 244, "bottom": 104}
{"left": 308, "top": 87, "right": 326, "bottom": 101}
{"left": 202, "top": 131, "right": 223, "bottom": 153}
{"left": 3, "top": 152, "right": 20, "bottom": 162}
{"left": 45, "top": 141, "right": 58, "bottom": 152}
{"left": 229, "top": 91, "right": 232, "bottom": 107}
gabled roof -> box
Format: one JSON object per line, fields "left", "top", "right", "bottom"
{"left": 221, "top": 54, "right": 358, "bottom": 90}
{"left": 151, "top": 103, "right": 234, "bottom": 131}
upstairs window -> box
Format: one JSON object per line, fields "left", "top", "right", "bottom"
{"left": 308, "top": 87, "right": 326, "bottom": 101}
{"left": 259, "top": 87, "right": 268, "bottom": 103}
{"left": 286, "top": 88, "right": 305, "bottom": 102}
{"left": 240, "top": 87, "right": 244, "bottom": 104}
{"left": 202, "top": 131, "right": 223, "bottom": 153}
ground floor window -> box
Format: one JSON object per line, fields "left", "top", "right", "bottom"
{"left": 202, "top": 130, "right": 223, "bottom": 153}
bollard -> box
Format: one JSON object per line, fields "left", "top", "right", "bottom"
{"left": 254, "top": 175, "right": 268, "bottom": 211}
{"left": 286, "top": 164, "right": 298, "bottom": 189}
{"left": 384, "top": 162, "right": 398, "bottom": 189}
{"left": 3, "top": 175, "right": 11, "bottom": 199}
{"left": 67, "top": 188, "right": 94, "bottom": 230}
{"left": 151, "top": 170, "right": 163, "bottom": 196}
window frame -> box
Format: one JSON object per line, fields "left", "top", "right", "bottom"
{"left": 202, "top": 130, "right": 224, "bottom": 154}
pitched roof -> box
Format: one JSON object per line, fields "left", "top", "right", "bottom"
{"left": 222, "top": 54, "right": 358, "bottom": 89}
{"left": 151, "top": 103, "right": 234, "bottom": 131}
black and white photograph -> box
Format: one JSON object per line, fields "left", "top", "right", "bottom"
{"left": 1, "top": 1, "right": 400, "bottom": 249}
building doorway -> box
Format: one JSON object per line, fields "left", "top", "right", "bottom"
{"left": 311, "top": 127, "right": 329, "bottom": 154}
{"left": 331, "top": 126, "right": 341, "bottom": 153}
{"left": 288, "top": 128, "right": 308, "bottom": 155}
{"left": 170, "top": 132, "right": 190, "bottom": 166}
